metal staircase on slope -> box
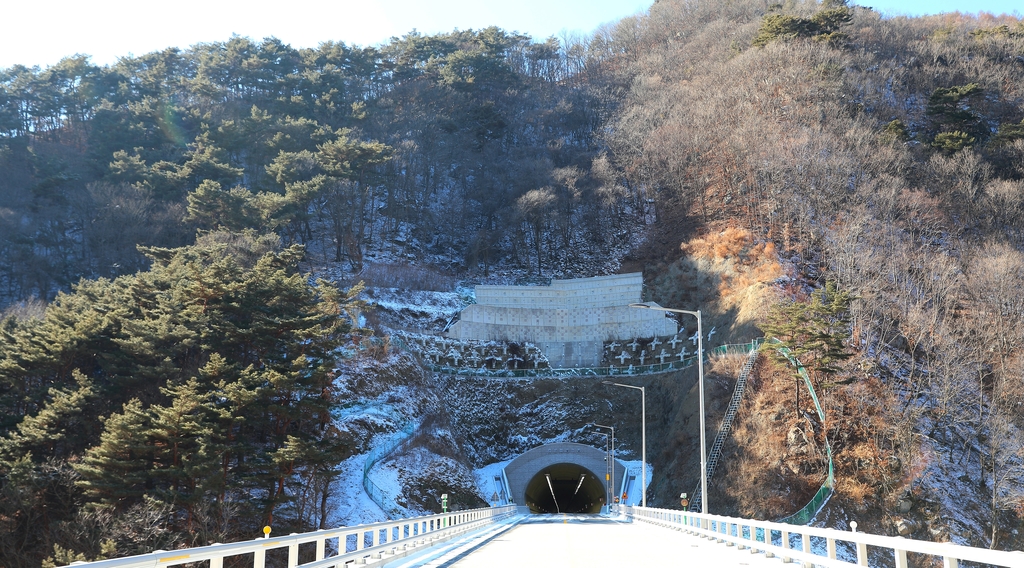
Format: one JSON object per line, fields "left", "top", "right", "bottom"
{"left": 689, "top": 346, "right": 759, "bottom": 512}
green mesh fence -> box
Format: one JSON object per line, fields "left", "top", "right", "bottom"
{"left": 362, "top": 422, "right": 417, "bottom": 516}
{"left": 767, "top": 340, "right": 835, "bottom": 525}
{"left": 709, "top": 340, "right": 763, "bottom": 357}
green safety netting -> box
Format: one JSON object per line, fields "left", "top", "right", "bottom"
{"left": 768, "top": 340, "right": 835, "bottom": 525}
{"left": 362, "top": 422, "right": 417, "bottom": 516}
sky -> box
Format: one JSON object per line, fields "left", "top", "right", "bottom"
{"left": 1, "top": 0, "right": 1021, "bottom": 70}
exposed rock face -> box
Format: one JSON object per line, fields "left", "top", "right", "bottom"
{"left": 896, "top": 518, "right": 918, "bottom": 536}
{"left": 898, "top": 498, "right": 913, "bottom": 514}
{"left": 787, "top": 426, "right": 810, "bottom": 454}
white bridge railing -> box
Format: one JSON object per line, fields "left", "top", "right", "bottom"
{"left": 621, "top": 505, "right": 1023, "bottom": 567}
{"left": 69, "top": 505, "right": 516, "bottom": 568}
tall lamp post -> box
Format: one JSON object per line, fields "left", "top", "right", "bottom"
{"left": 593, "top": 423, "right": 615, "bottom": 511}
{"left": 629, "top": 301, "right": 708, "bottom": 515}
{"left": 601, "top": 381, "right": 645, "bottom": 507}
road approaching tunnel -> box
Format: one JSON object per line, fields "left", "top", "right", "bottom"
{"left": 504, "top": 442, "right": 626, "bottom": 514}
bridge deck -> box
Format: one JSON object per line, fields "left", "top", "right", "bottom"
{"left": 390, "top": 514, "right": 787, "bottom": 567}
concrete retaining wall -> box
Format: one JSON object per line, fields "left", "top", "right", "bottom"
{"left": 445, "top": 273, "right": 677, "bottom": 368}
{"left": 474, "top": 273, "right": 641, "bottom": 309}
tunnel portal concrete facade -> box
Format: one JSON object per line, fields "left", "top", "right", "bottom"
{"left": 445, "top": 273, "right": 677, "bottom": 367}
{"left": 503, "top": 442, "right": 625, "bottom": 510}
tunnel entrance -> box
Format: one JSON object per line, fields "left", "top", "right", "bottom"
{"left": 523, "top": 463, "right": 605, "bottom": 514}
{"left": 503, "top": 442, "right": 625, "bottom": 513}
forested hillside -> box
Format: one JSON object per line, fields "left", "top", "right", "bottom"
{"left": 613, "top": 0, "right": 1024, "bottom": 550}
{"left": 3, "top": 0, "right": 1024, "bottom": 564}
{"left": 0, "top": 24, "right": 646, "bottom": 566}
{"left": 0, "top": 26, "right": 638, "bottom": 306}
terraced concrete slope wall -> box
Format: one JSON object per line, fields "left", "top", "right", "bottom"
{"left": 446, "top": 273, "right": 677, "bottom": 367}
{"left": 473, "top": 273, "right": 642, "bottom": 309}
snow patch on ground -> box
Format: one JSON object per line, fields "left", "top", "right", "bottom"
{"left": 913, "top": 418, "right": 1024, "bottom": 546}
{"left": 473, "top": 458, "right": 515, "bottom": 504}
{"left": 327, "top": 453, "right": 389, "bottom": 527}
{"left": 331, "top": 401, "right": 405, "bottom": 426}
{"left": 364, "top": 288, "right": 466, "bottom": 332}
{"left": 365, "top": 452, "right": 426, "bottom": 516}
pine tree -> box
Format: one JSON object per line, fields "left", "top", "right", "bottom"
{"left": 6, "top": 230, "right": 364, "bottom": 543}
{"left": 752, "top": 4, "right": 852, "bottom": 47}
{"left": 990, "top": 119, "right": 1024, "bottom": 147}
{"left": 0, "top": 277, "right": 132, "bottom": 437}
{"left": 926, "top": 83, "right": 985, "bottom": 147}
{"left": 759, "top": 281, "right": 855, "bottom": 411}
{"left": 759, "top": 298, "right": 814, "bottom": 413}
{"left": 147, "top": 378, "right": 224, "bottom": 528}
{"left": 74, "top": 400, "right": 153, "bottom": 510}
{"left": 0, "top": 371, "right": 96, "bottom": 463}
{"left": 184, "top": 180, "right": 264, "bottom": 232}
{"left": 806, "top": 281, "right": 855, "bottom": 383}
{"left": 180, "top": 132, "right": 243, "bottom": 192}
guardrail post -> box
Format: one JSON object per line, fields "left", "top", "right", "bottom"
{"left": 827, "top": 536, "right": 836, "bottom": 560}
{"left": 781, "top": 528, "right": 791, "bottom": 563}
{"left": 801, "top": 532, "right": 812, "bottom": 568}
{"left": 943, "top": 557, "right": 959, "bottom": 568}
{"left": 287, "top": 535, "right": 299, "bottom": 568}
{"left": 210, "top": 555, "right": 224, "bottom": 568}
{"left": 315, "top": 538, "right": 325, "bottom": 561}
{"left": 895, "top": 546, "right": 909, "bottom": 568}
{"left": 851, "top": 521, "right": 868, "bottom": 566}
{"left": 253, "top": 548, "right": 266, "bottom": 568}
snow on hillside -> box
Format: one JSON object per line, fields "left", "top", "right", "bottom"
{"left": 327, "top": 453, "right": 390, "bottom": 527}
{"left": 362, "top": 287, "right": 467, "bottom": 334}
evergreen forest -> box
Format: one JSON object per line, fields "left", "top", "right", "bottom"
{"left": 3, "top": 0, "right": 1024, "bottom": 564}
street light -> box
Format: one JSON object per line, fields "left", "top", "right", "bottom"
{"left": 629, "top": 301, "right": 708, "bottom": 514}
{"left": 592, "top": 423, "right": 615, "bottom": 511}
{"left": 601, "top": 381, "right": 645, "bottom": 508}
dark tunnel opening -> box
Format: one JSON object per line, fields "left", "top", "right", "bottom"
{"left": 523, "top": 463, "right": 606, "bottom": 514}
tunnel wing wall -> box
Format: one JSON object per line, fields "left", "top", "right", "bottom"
{"left": 503, "top": 442, "right": 627, "bottom": 507}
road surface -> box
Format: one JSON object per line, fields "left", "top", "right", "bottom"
{"left": 389, "top": 514, "right": 788, "bottom": 567}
